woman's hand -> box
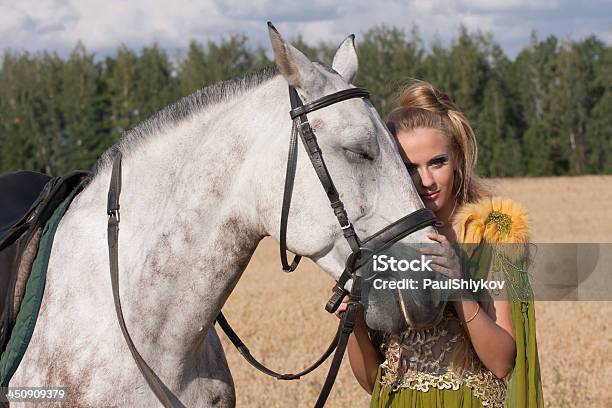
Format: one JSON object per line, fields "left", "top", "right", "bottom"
{"left": 332, "top": 287, "right": 365, "bottom": 327}
{"left": 334, "top": 292, "right": 350, "bottom": 319}
{"left": 419, "top": 231, "right": 463, "bottom": 280}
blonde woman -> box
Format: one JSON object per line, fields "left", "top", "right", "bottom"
{"left": 337, "top": 81, "right": 544, "bottom": 407}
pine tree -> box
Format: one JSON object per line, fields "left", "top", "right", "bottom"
{"left": 356, "top": 25, "right": 424, "bottom": 118}
{"left": 586, "top": 42, "right": 612, "bottom": 172}
{"left": 106, "top": 45, "right": 139, "bottom": 141}
{"left": 133, "top": 43, "right": 179, "bottom": 122}
{"left": 58, "top": 41, "right": 110, "bottom": 172}
{"left": 180, "top": 41, "right": 208, "bottom": 96}
{"left": 510, "top": 33, "right": 559, "bottom": 175}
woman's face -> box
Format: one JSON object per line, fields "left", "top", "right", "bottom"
{"left": 395, "top": 127, "right": 456, "bottom": 214}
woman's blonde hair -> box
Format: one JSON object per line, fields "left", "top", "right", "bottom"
{"left": 386, "top": 80, "right": 487, "bottom": 204}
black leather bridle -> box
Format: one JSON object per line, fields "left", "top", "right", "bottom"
{"left": 106, "top": 84, "right": 437, "bottom": 408}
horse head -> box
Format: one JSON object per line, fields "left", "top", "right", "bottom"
{"left": 265, "top": 24, "right": 445, "bottom": 333}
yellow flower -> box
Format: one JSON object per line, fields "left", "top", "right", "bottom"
{"left": 452, "top": 197, "right": 530, "bottom": 261}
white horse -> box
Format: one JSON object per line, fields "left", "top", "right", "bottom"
{"left": 10, "top": 25, "right": 435, "bottom": 406}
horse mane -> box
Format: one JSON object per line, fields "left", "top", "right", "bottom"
{"left": 88, "top": 64, "right": 280, "bottom": 182}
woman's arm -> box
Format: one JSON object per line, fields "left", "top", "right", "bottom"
{"left": 421, "top": 232, "right": 517, "bottom": 379}
{"left": 336, "top": 294, "right": 383, "bottom": 393}
{"left": 452, "top": 298, "right": 516, "bottom": 379}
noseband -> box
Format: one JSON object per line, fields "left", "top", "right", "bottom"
{"left": 106, "top": 84, "right": 437, "bottom": 408}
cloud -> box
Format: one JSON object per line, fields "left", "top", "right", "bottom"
{"left": 213, "top": 0, "right": 344, "bottom": 22}
{"left": 458, "top": 0, "right": 560, "bottom": 12}
{"left": 0, "top": 0, "right": 609, "bottom": 60}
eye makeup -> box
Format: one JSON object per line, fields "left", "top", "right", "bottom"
{"left": 404, "top": 154, "right": 449, "bottom": 172}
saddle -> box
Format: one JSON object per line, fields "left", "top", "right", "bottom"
{"left": 0, "top": 170, "right": 90, "bottom": 355}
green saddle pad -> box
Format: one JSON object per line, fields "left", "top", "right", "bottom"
{"left": 0, "top": 182, "right": 84, "bottom": 386}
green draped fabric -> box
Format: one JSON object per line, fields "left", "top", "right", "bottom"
{"left": 476, "top": 242, "right": 544, "bottom": 408}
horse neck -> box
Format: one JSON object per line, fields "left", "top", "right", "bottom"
{"left": 75, "top": 75, "right": 288, "bottom": 370}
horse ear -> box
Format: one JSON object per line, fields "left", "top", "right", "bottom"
{"left": 267, "top": 22, "right": 317, "bottom": 89}
{"left": 332, "top": 34, "right": 358, "bottom": 84}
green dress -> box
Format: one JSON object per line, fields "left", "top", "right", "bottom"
{"left": 368, "top": 239, "right": 544, "bottom": 408}
{"left": 371, "top": 365, "right": 487, "bottom": 407}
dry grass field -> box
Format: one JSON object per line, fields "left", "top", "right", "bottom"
{"left": 219, "top": 175, "right": 612, "bottom": 407}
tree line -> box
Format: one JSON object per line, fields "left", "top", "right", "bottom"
{"left": 1, "top": 26, "right": 610, "bottom": 177}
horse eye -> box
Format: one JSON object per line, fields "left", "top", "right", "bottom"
{"left": 344, "top": 148, "right": 373, "bottom": 162}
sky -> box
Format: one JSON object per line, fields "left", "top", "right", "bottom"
{"left": 1, "top": 0, "right": 611, "bottom": 61}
